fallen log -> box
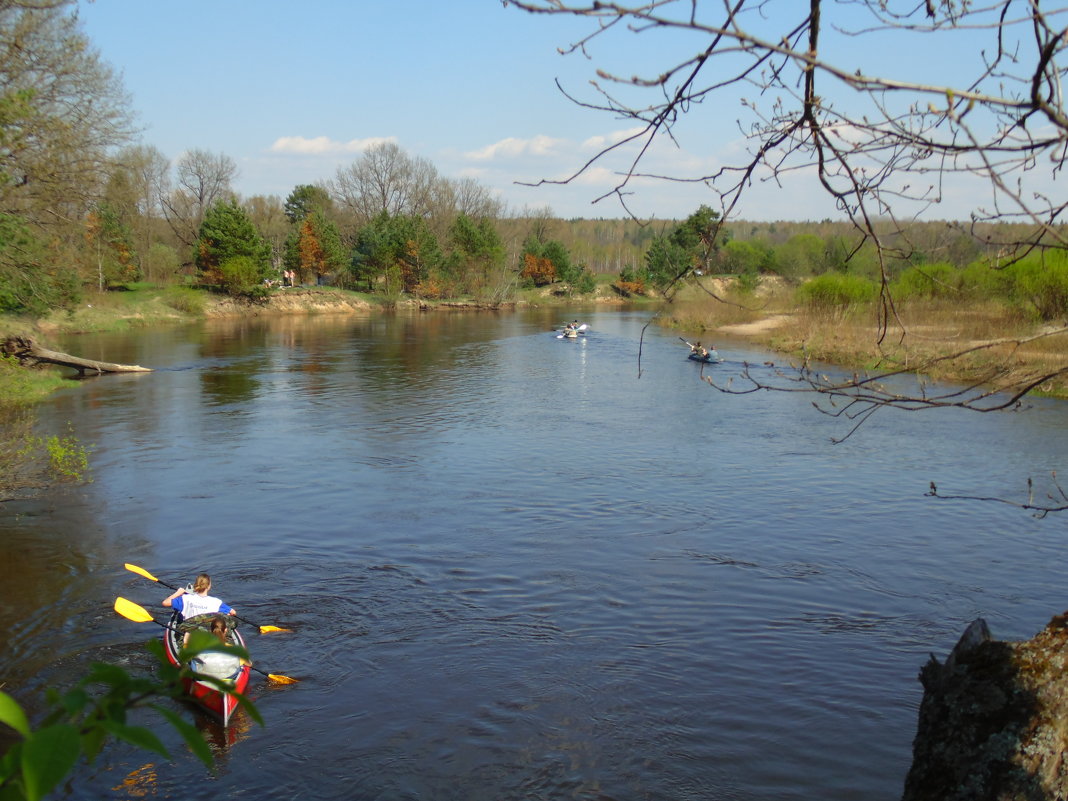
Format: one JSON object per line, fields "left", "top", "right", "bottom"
{"left": 1, "top": 336, "right": 153, "bottom": 375}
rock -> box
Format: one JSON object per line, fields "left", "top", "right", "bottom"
{"left": 903, "top": 613, "right": 1068, "bottom": 800}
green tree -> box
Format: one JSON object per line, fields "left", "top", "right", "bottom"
{"left": 718, "top": 239, "right": 772, "bottom": 275}
{"left": 642, "top": 205, "right": 723, "bottom": 292}
{"left": 392, "top": 214, "right": 442, "bottom": 294}
{"left": 0, "top": 2, "right": 134, "bottom": 219}
{"left": 446, "top": 213, "right": 506, "bottom": 297}
{"left": 284, "top": 184, "right": 332, "bottom": 225}
{"left": 0, "top": 1, "right": 133, "bottom": 312}
{"left": 0, "top": 213, "right": 78, "bottom": 314}
{"left": 84, "top": 202, "right": 137, "bottom": 290}
{"left": 194, "top": 200, "right": 272, "bottom": 297}
{"left": 348, "top": 211, "right": 393, "bottom": 293}
{"left": 505, "top": 0, "right": 1068, "bottom": 422}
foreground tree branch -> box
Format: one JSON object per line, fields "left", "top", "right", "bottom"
{"left": 504, "top": 0, "right": 1068, "bottom": 426}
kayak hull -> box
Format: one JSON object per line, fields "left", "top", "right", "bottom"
{"left": 164, "top": 611, "right": 251, "bottom": 726}
{"left": 688, "top": 352, "right": 723, "bottom": 364}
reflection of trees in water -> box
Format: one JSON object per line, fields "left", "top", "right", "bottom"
{"left": 0, "top": 491, "right": 121, "bottom": 707}
{"left": 199, "top": 368, "right": 262, "bottom": 408}
{"left": 0, "top": 405, "right": 43, "bottom": 499}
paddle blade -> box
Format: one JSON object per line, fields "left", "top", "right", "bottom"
{"left": 114, "top": 596, "right": 155, "bottom": 623}
{"left": 124, "top": 563, "right": 159, "bottom": 582}
{"left": 258, "top": 625, "right": 291, "bottom": 634}
{"left": 266, "top": 673, "right": 298, "bottom": 684}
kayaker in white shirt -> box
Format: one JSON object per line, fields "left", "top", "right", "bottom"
{"left": 162, "top": 573, "right": 236, "bottom": 620}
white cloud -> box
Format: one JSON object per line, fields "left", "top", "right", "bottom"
{"left": 581, "top": 126, "right": 647, "bottom": 150}
{"left": 267, "top": 135, "right": 398, "bottom": 156}
{"left": 464, "top": 135, "right": 566, "bottom": 161}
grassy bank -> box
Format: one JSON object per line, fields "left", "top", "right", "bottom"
{"left": 664, "top": 277, "right": 1068, "bottom": 399}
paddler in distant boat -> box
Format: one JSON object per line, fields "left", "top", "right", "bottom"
{"left": 691, "top": 341, "right": 710, "bottom": 359}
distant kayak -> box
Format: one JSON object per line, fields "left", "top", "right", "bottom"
{"left": 679, "top": 337, "right": 721, "bottom": 363}
{"left": 688, "top": 350, "right": 722, "bottom": 364}
{"left": 556, "top": 323, "right": 589, "bottom": 339}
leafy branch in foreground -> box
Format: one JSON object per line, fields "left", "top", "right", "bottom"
{"left": 0, "top": 633, "right": 260, "bottom": 801}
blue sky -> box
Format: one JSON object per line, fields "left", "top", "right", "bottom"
{"left": 75, "top": 1, "right": 1048, "bottom": 222}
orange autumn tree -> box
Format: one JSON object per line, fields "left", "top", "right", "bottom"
{"left": 289, "top": 211, "right": 346, "bottom": 285}
{"left": 520, "top": 252, "right": 555, "bottom": 286}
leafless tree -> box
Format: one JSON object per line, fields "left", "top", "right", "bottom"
{"left": 328, "top": 142, "right": 440, "bottom": 224}
{"left": 158, "top": 148, "right": 237, "bottom": 250}
{"left": 242, "top": 193, "right": 289, "bottom": 270}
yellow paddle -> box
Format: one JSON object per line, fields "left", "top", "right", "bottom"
{"left": 113, "top": 597, "right": 298, "bottom": 685}
{"left": 123, "top": 563, "right": 291, "bottom": 634}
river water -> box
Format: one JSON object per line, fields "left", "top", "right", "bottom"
{"left": 2, "top": 306, "right": 1067, "bottom": 800}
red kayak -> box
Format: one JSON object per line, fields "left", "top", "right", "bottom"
{"left": 164, "top": 611, "right": 252, "bottom": 726}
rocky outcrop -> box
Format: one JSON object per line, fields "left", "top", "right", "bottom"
{"left": 903, "top": 614, "right": 1068, "bottom": 801}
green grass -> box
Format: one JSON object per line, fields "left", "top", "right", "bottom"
{"left": 0, "top": 355, "right": 68, "bottom": 406}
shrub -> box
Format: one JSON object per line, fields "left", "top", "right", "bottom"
{"left": 891, "top": 262, "right": 959, "bottom": 300}
{"left": 796, "top": 272, "right": 877, "bottom": 308}
{"left": 1007, "top": 251, "right": 1068, "bottom": 321}
{"left": 958, "top": 260, "right": 1016, "bottom": 301}
{"left": 217, "top": 256, "right": 269, "bottom": 300}
{"left": 42, "top": 424, "right": 92, "bottom": 482}
{"left": 162, "top": 287, "right": 206, "bottom": 315}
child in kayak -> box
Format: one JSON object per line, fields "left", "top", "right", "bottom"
{"left": 188, "top": 614, "right": 243, "bottom": 681}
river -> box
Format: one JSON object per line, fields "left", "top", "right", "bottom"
{"left": 2, "top": 306, "right": 1066, "bottom": 800}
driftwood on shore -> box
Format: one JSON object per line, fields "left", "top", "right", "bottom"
{"left": 1, "top": 336, "right": 152, "bottom": 375}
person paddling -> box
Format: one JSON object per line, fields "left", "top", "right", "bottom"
{"left": 163, "top": 573, "right": 236, "bottom": 620}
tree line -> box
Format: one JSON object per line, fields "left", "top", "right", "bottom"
{"left": 2, "top": 0, "right": 1063, "bottom": 318}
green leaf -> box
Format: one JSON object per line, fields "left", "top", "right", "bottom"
{"left": 153, "top": 706, "right": 213, "bottom": 770}
{"left": 20, "top": 724, "right": 80, "bottom": 801}
{"left": 101, "top": 721, "right": 169, "bottom": 758}
{"left": 84, "top": 662, "right": 131, "bottom": 688}
{"left": 0, "top": 691, "right": 30, "bottom": 737}
{"left": 80, "top": 725, "right": 107, "bottom": 762}
{"left": 0, "top": 742, "right": 22, "bottom": 785}
{"left": 58, "top": 688, "right": 89, "bottom": 717}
